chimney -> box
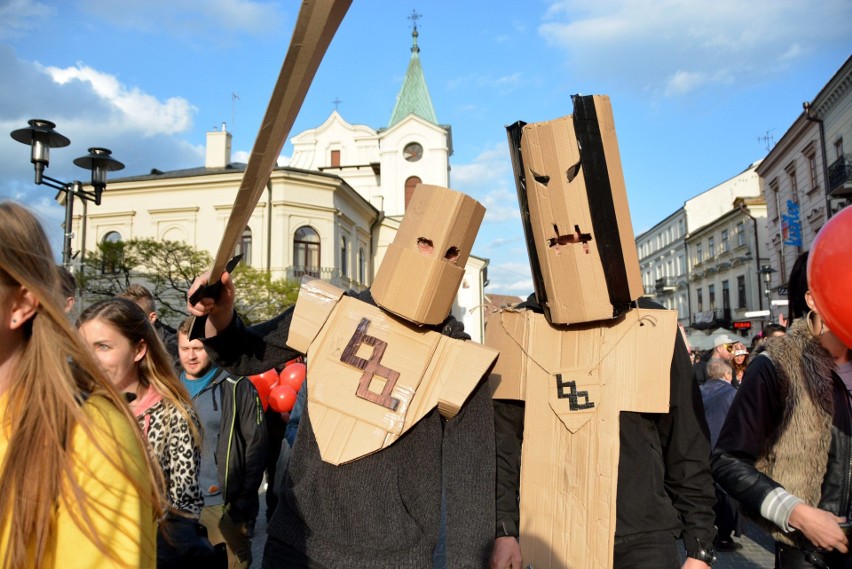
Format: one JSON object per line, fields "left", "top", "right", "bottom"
{"left": 205, "top": 123, "right": 232, "bottom": 169}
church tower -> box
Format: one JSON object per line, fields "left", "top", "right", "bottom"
{"left": 287, "top": 10, "right": 452, "bottom": 218}
{"left": 379, "top": 10, "right": 452, "bottom": 218}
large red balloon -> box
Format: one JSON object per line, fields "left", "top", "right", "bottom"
{"left": 808, "top": 206, "right": 852, "bottom": 348}
{"left": 248, "top": 369, "right": 279, "bottom": 411}
{"left": 279, "top": 362, "right": 306, "bottom": 393}
{"left": 268, "top": 384, "right": 298, "bottom": 413}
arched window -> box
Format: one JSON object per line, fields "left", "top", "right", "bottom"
{"left": 358, "top": 247, "right": 366, "bottom": 285}
{"left": 340, "top": 235, "right": 348, "bottom": 277}
{"left": 235, "top": 226, "right": 252, "bottom": 265}
{"left": 405, "top": 176, "right": 422, "bottom": 211}
{"left": 293, "top": 226, "right": 320, "bottom": 278}
{"left": 101, "top": 231, "right": 123, "bottom": 275}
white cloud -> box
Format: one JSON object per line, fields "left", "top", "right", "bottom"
{"left": 41, "top": 63, "right": 195, "bottom": 136}
{"left": 540, "top": 0, "right": 852, "bottom": 97}
{"left": 77, "top": 0, "right": 285, "bottom": 40}
{"left": 0, "top": 0, "right": 54, "bottom": 40}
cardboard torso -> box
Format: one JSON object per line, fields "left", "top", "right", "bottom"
{"left": 287, "top": 278, "right": 498, "bottom": 465}
{"left": 488, "top": 308, "right": 676, "bottom": 569}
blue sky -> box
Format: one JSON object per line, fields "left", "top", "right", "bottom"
{"left": 1, "top": 0, "right": 850, "bottom": 296}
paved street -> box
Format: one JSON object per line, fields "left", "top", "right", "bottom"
{"left": 251, "top": 481, "right": 777, "bottom": 568}
{"left": 682, "top": 519, "right": 776, "bottom": 569}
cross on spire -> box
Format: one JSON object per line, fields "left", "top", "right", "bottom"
{"left": 408, "top": 9, "right": 421, "bottom": 32}
{"left": 332, "top": 97, "right": 342, "bottom": 111}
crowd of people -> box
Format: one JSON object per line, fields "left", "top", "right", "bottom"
{"left": 1, "top": 193, "right": 850, "bottom": 569}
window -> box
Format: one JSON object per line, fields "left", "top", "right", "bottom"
{"left": 678, "top": 255, "right": 685, "bottom": 275}
{"left": 708, "top": 284, "right": 716, "bottom": 310}
{"left": 737, "top": 275, "right": 746, "bottom": 309}
{"left": 836, "top": 138, "right": 844, "bottom": 160}
{"left": 340, "top": 235, "right": 348, "bottom": 277}
{"left": 708, "top": 236, "right": 715, "bottom": 259}
{"left": 696, "top": 242, "right": 703, "bottom": 264}
{"left": 770, "top": 179, "right": 780, "bottom": 220}
{"left": 722, "top": 280, "right": 730, "bottom": 310}
{"left": 330, "top": 149, "right": 341, "bottom": 168}
{"left": 101, "top": 231, "right": 123, "bottom": 275}
{"left": 777, "top": 247, "right": 787, "bottom": 287}
{"left": 721, "top": 229, "right": 729, "bottom": 253}
{"left": 293, "top": 226, "right": 320, "bottom": 277}
{"left": 404, "top": 176, "right": 422, "bottom": 211}
{"left": 786, "top": 164, "right": 799, "bottom": 203}
{"left": 234, "top": 226, "right": 252, "bottom": 265}
{"left": 807, "top": 151, "right": 819, "bottom": 193}
{"left": 697, "top": 288, "right": 703, "bottom": 312}
{"left": 358, "top": 247, "right": 366, "bottom": 284}
{"left": 736, "top": 221, "right": 745, "bottom": 247}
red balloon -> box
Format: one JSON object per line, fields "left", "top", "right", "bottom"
{"left": 268, "top": 384, "right": 298, "bottom": 413}
{"left": 279, "top": 362, "right": 306, "bottom": 392}
{"left": 248, "top": 369, "right": 279, "bottom": 411}
{"left": 808, "top": 206, "right": 852, "bottom": 349}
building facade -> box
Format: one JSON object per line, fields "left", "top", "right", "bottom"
{"left": 636, "top": 209, "right": 689, "bottom": 327}
{"left": 687, "top": 197, "right": 769, "bottom": 339}
{"left": 759, "top": 56, "right": 851, "bottom": 300}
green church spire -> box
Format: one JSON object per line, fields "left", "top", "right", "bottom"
{"left": 389, "top": 10, "right": 437, "bottom": 127}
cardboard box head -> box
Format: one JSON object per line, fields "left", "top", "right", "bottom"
{"left": 371, "top": 184, "right": 485, "bottom": 325}
{"left": 506, "top": 94, "right": 643, "bottom": 325}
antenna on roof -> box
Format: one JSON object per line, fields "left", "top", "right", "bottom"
{"left": 231, "top": 92, "right": 241, "bottom": 132}
{"left": 758, "top": 129, "right": 775, "bottom": 153}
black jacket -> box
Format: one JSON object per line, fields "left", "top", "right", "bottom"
{"left": 494, "top": 298, "right": 716, "bottom": 555}
{"left": 710, "top": 329, "right": 852, "bottom": 543}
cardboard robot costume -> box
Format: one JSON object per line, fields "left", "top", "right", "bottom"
{"left": 286, "top": 184, "right": 498, "bottom": 465}
{"left": 489, "top": 95, "right": 711, "bottom": 569}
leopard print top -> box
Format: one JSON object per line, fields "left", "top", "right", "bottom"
{"left": 137, "top": 399, "right": 204, "bottom": 516}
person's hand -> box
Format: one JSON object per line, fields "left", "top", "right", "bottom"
{"left": 489, "top": 536, "right": 522, "bottom": 569}
{"left": 186, "top": 270, "right": 235, "bottom": 336}
{"left": 682, "top": 557, "right": 711, "bottom": 569}
{"left": 789, "top": 503, "right": 848, "bottom": 553}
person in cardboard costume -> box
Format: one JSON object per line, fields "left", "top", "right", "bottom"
{"left": 488, "top": 95, "right": 716, "bottom": 569}
{"left": 188, "top": 184, "right": 497, "bottom": 569}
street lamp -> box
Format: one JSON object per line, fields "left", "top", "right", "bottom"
{"left": 10, "top": 119, "right": 124, "bottom": 267}
{"left": 759, "top": 265, "right": 777, "bottom": 300}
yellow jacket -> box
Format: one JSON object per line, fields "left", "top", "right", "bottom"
{"left": 0, "top": 393, "right": 157, "bottom": 568}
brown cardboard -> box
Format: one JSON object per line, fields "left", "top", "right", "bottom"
{"left": 286, "top": 279, "right": 498, "bottom": 465}
{"left": 506, "top": 95, "right": 643, "bottom": 325}
{"left": 488, "top": 307, "right": 677, "bottom": 569}
{"left": 371, "top": 184, "right": 486, "bottom": 326}
{"left": 205, "top": 0, "right": 351, "bottom": 285}
{"left": 486, "top": 309, "right": 528, "bottom": 400}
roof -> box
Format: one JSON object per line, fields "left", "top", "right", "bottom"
{"left": 388, "top": 28, "right": 437, "bottom": 127}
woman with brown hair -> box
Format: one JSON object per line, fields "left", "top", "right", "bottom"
{"left": 0, "top": 201, "right": 161, "bottom": 568}
{"left": 77, "top": 297, "right": 211, "bottom": 567}
{"left": 731, "top": 342, "right": 749, "bottom": 386}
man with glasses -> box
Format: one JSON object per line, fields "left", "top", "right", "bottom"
{"left": 693, "top": 334, "right": 736, "bottom": 385}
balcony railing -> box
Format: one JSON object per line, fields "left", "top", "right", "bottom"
{"left": 284, "top": 265, "right": 368, "bottom": 292}
{"left": 655, "top": 276, "right": 676, "bottom": 292}
{"left": 827, "top": 155, "right": 852, "bottom": 197}
{"left": 691, "top": 308, "right": 733, "bottom": 330}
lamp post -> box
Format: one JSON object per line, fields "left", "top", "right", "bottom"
{"left": 759, "top": 265, "right": 777, "bottom": 325}
{"left": 10, "top": 119, "right": 124, "bottom": 267}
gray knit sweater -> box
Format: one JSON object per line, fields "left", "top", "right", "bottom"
{"left": 201, "top": 291, "right": 495, "bottom": 568}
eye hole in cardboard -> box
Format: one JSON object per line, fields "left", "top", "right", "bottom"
{"left": 547, "top": 224, "right": 593, "bottom": 255}
{"left": 566, "top": 161, "right": 581, "bottom": 183}
{"left": 444, "top": 246, "right": 460, "bottom": 264}
{"left": 417, "top": 237, "right": 434, "bottom": 255}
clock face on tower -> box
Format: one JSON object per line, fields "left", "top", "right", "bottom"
{"left": 403, "top": 142, "right": 423, "bottom": 162}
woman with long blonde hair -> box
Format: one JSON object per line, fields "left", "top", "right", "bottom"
{"left": 77, "top": 297, "right": 209, "bottom": 566}
{"left": 0, "top": 201, "right": 162, "bottom": 568}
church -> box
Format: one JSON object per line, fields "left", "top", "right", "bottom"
{"left": 69, "top": 21, "right": 489, "bottom": 341}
